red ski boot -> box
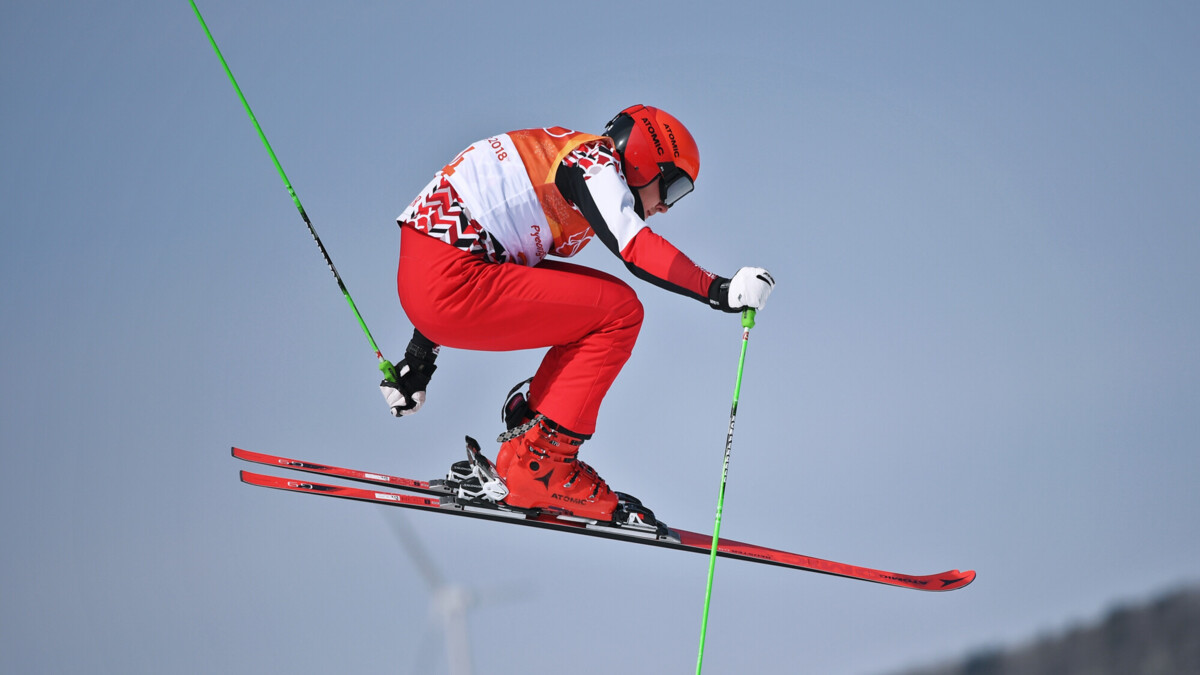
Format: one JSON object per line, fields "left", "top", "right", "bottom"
{"left": 495, "top": 417, "right": 619, "bottom": 521}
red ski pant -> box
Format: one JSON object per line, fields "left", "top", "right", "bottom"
{"left": 397, "top": 225, "right": 643, "bottom": 436}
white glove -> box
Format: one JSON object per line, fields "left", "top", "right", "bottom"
{"left": 727, "top": 267, "right": 775, "bottom": 310}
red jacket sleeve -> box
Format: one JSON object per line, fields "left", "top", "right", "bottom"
{"left": 620, "top": 228, "right": 717, "bottom": 302}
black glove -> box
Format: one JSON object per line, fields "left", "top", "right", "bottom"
{"left": 380, "top": 331, "right": 439, "bottom": 417}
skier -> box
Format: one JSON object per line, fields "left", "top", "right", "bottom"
{"left": 381, "top": 105, "right": 775, "bottom": 523}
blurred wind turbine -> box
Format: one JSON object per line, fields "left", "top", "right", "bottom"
{"left": 385, "top": 512, "right": 532, "bottom": 675}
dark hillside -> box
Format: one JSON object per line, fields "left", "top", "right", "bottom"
{"left": 889, "top": 585, "right": 1200, "bottom": 675}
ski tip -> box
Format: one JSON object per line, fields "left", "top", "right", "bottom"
{"left": 937, "top": 569, "right": 977, "bottom": 591}
{"left": 465, "top": 435, "right": 481, "bottom": 451}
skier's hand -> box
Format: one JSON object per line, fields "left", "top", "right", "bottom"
{"left": 709, "top": 267, "right": 775, "bottom": 313}
{"left": 380, "top": 359, "right": 436, "bottom": 417}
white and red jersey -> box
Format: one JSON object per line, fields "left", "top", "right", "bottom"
{"left": 399, "top": 127, "right": 718, "bottom": 304}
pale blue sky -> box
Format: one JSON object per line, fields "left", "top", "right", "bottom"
{"left": 3, "top": 2, "right": 1198, "bottom": 674}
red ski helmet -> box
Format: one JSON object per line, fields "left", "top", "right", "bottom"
{"left": 604, "top": 104, "right": 699, "bottom": 207}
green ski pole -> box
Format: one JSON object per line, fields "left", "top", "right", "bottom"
{"left": 696, "top": 308, "right": 756, "bottom": 674}
{"left": 189, "top": 0, "right": 397, "bottom": 382}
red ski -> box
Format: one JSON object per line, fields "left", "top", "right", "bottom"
{"left": 234, "top": 447, "right": 975, "bottom": 592}
{"left": 233, "top": 446, "right": 441, "bottom": 495}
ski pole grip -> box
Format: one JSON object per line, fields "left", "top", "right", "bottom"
{"left": 379, "top": 359, "right": 398, "bottom": 383}
{"left": 741, "top": 308, "right": 756, "bottom": 329}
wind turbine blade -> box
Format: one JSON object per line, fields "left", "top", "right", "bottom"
{"left": 384, "top": 511, "right": 445, "bottom": 589}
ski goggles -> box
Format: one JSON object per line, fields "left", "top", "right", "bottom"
{"left": 657, "top": 160, "right": 695, "bottom": 208}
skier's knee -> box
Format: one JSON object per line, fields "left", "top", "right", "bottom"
{"left": 612, "top": 285, "right": 644, "bottom": 332}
